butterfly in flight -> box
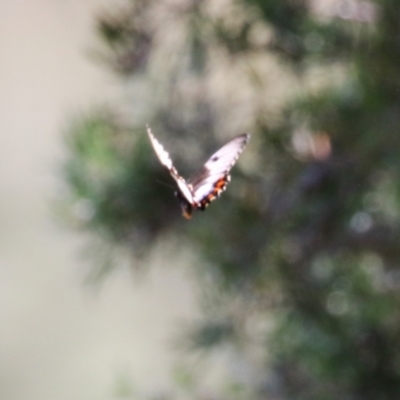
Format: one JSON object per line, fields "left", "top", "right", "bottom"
{"left": 147, "top": 125, "right": 250, "bottom": 219}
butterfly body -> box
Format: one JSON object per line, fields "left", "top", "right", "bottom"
{"left": 147, "top": 125, "right": 249, "bottom": 218}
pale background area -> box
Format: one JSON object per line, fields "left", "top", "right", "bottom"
{"left": 0, "top": 2, "right": 197, "bottom": 399}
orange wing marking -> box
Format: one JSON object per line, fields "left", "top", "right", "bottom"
{"left": 198, "top": 176, "right": 230, "bottom": 210}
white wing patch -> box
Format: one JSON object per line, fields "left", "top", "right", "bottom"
{"left": 146, "top": 125, "right": 194, "bottom": 203}
{"left": 189, "top": 134, "right": 250, "bottom": 203}
{"left": 146, "top": 125, "right": 174, "bottom": 170}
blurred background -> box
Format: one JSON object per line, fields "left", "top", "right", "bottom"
{"left": 0, "top": 1, "right": 197, "bottom": 400}
{"left": 3, "top": 0, "right": 400, "bottom": 399}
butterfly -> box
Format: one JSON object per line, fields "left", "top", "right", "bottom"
{"left": 147, "top": 125, "right": 250, "bottom": 219}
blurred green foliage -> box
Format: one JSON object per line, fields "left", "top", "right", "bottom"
{"left": 61, "top": 0, "right": 400, "bottom": 399}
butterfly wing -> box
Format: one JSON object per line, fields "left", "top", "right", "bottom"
{"left": 188, "top": 133, "right": 250, "bottom": 208}
{"left": 146, "top": 124, "right": 175, "bottom": 171}
{"left": 146, "top": 125, "right": 195, "bottom": 205}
